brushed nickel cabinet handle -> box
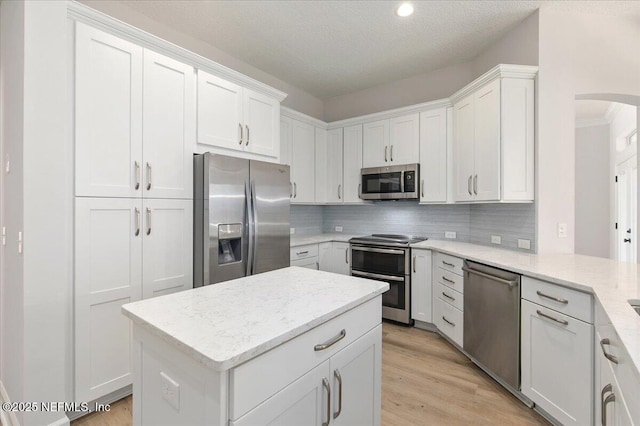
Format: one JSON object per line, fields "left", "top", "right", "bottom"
{"left": 390, "top": 145, "right": 394, "bottom": 162}
{"left": 333, "top": 369, "right": 343, "bottom": 419}
{"left": 358, "top": 183, "right": 362, "bottom": 197}
{"left": 604, "top": 391, "right": 615, "bottom": 426}
{"left": 314, "top": 329, "right": 346, "bottom": 351}
{"left": 413, "top": 255, "right": 416, "bottom": 273}
{"left": 601, "top": 383, "right": 613, "bottom": 426}
{"left": 536, "top": 310, "right": 568, "bottom": 326}
{"left": 338, "top": 184, "right": 342, "bottom": 200}
{"left": 600, "top": 338, "right": 619, "bottom": 364}
{"left": 536, "top": 291, "right": 569, "bottom": 304}
{"left": 442, "top": 316, "right": 455, "bottom": 327}
{"left": 238, "top": 123, "right": 243, "bottom": 145}
{"left": 146, "top": 207, "right": 151, "bottom": 235}
{"left": 134, "top": 207, "right": 140, "bottom": 236}
{"left": 296, "top": 250, "right": 309, "bottom": 256}
{"left": 134, "top": 161, "right": 140, "bottom": 190}
{"left": 322, "top": 377, "right": 331, "bottom": 426}
{"left": 384, "top": 146, "right": 388, "bottom": 162}
{"left": 442, "top": 276, "right": 456, "bottom": 284}
{"left": 316, "top": 261, "right": 319, "bottom": 270}
{"left": 146, "top": 162, "right": 152, "bottom": 191}
{"left": 442, "top": 261, "right": 455, "bottom": 267}
{"left": 345, "top": 248, "right": 349, "bottom": 264}
{"left": 245, "top": 124, "right": 250, "bottom": 146}
{"left": 421, "top": 179, "right": 424, "bottom": 198}
{"left": 442, "top": 292, "right": 455, "bottom": 301}
{"left": 294, "top": 182, "right": 297, "bottom": 198}
{"left": 468, "top": 175, "right": 472, "bottom": 195}
{"left": 290, "top": 182, "right": 293, "bottom": 198}
{"left": 473, "top": 174, "right": 478, "bottom": 195}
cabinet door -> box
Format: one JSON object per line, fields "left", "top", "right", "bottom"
{"left": 473, "top": 79, "right": 501, "bottom": 201}
{"left": 331, "top": 242, "right": 351, "bottom": 276}
{"left": 343, "top": 125, "right": 364, "bottom": 203}
{"left": 314, "top": 128, "right": 328, "bottom": 203}
{"left": 419, "top": 108, "right": 448, "bottom": 203}
{"left": 410, "top": 249, "right": 432, "bottom": 322}
{"left": 75, "top": 23, "right": 143, "bottom": 198}
{"left": 453, "top": 95, "right": 475, "bottom": 202}
{"left": 362, "top": 120, "right": 389, "bottom": 168}
{"left": 280, "top": 116, "right": 293, "bottom": 166}
{"left": 521, "top": 300, "right": 593, "bottom": 426}
{"left": 389, "top": 113, "right": 419, "bottom": 165}
{"left": 291, "top": 120, "right": 316, "bottom": 204}
{"left": 196, "top": 70, "right": 243, "bottom": 151}
{"left": 143, "top": 50, "right": 195, "bottom": 199}
{"left": 291, "top": 258, "right": 319, "bottom": 270}
{"left": 75, "top": 197, "right": 142, "bottom": 402}
{"left": 331, "top": 325, "right": 382, "bottom": 426}
{"left": 142, "top": 199, "right": 193, "bottom": 299}
{"left": 326, "top": 129, "right": 344, "bottom": 203}
{"left": 244, "top": 89, "right": 280, "bottom": 158}
{"left": 318, "top": 242, "right": 332, "bottom": 272}
{"left": 232, "top": 361, "right": 330, "bottom": 426}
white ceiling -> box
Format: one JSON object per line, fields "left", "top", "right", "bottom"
{"left": 117, "top": 0, "right": 639, "bottom": 99}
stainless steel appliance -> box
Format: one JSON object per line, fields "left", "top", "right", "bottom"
{"left": 194, "top": 153, "right": 290, "bottom": 286}
{"left": 349, "top": 234, "right": 427, "bottom": 324}
{"left": 463, "top": 260, "right": 522, "bottom": 390}
{"left": 359, "top": 163, "right": 419, "bottom": 200}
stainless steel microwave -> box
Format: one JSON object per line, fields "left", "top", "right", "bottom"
{"left": 359, "top": 163, "right": 420, "bottom": 200}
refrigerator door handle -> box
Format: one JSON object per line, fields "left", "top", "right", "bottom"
{"left": 250, "top": 180, "right": 259, "bottom": 274}
{"left": 246, "top": 182, "right": 254, "bottom": 277}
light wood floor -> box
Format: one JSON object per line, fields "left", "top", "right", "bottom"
{"left": 72, "top": 323, "right": 548, "bottom": 425}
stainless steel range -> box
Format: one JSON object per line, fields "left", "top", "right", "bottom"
{"left": 349, "top": 234, "right": 427, "bottom": 324}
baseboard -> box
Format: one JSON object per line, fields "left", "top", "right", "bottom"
{"left": 413, "top": 320, "right": 438, "bottom": 332}
{"left": 66, "top": 385, "right": 132, "bottom": 422}
{"left": 0, "top": 380, "right": 20, "bottom": 426}
{"left": 48, "top": 416, "right": 70, "bottom": 426}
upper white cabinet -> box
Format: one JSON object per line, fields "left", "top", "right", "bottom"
{"left": 343, "top": 124, "right": 365, "bottom": 203}
{"left": 75, "top": 23, "right": 194, "bottom": 199}
{"left": 290, "top": 119, "right": 316, "bottom": 204}
{"left": 197, "top": 69, "right": 280, "bottom": 160}
{"left": 419, "top": 107, "right": 449, "bottom": 203}
{"left": 75, "top": 23, "right": 143, "bottom": 198}
{"left": 325, "top": 129, "right": 344, "bottom": 203}
{"left": 362, "top": 114, "right": 419, "bottom": 168}
{"left": 452, "top": 65, "right": 536, "bottom": 203}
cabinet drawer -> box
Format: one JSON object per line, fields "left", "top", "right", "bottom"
{"left": 522, "top": 277, "right": 593, "bottom": 323}
{"left": 434, "top": 252, "right": 464, "bottom": 276}
{"left": 433, "top": 297, "right": 463, "bottom": 347}
{"left": 435, "top": 268, "right": 464, "bottom": 294}
{"left": 229, "top": 296, "right": 381, "bottom": 420}
{"left": 290, "top": 244, "right": 319, "bottom": 261}
{"left": 435, "top": 283, "right": 463, "bottom": 311}
{"left": 291, "top": 257, "right": 319, "bottom": 270}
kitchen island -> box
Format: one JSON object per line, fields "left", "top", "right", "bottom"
{"left": 121, "top": 266, "right": 388, "bottom": 426}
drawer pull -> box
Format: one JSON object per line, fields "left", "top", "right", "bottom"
{"left": 536, "top": 290, "right": 568, "bottom": 304}
{"left": 442, "top": 316, "right": 455, "bottom": 327}
{"left": 599, "top": 338, "right": 619, "bottom": 364}
{"left": 442, "top": 276, "right": 456, "bottom": 284}
{"left": 314, "top": 329, "right": 346, "bottom": 351}
{"left": 322, "top": 377, "right": 331, "bottom": 426}
{"left": 536, "top": 310, "right": 568, "bottom": 326}
{"left": 442, "top": 260, "right": 455, "bottom": 267}
{"left": 296, "top": 250, "right": 309, "bottom": 256}
{"left": 333, "top": 369, "right": 343, "bottom": 419}
{"left": 442, "top": 292, "right": 455, "bottom": 301}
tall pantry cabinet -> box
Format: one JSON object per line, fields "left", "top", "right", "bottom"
{"left": 74, "top": 23, "right": 194, "bottom": 402}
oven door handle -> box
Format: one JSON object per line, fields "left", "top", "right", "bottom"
{"left": 351, "top": 270, "right": 405, "bottom": 282}
{"left": 350, "top": 246, "right": 406, "bottom": 255}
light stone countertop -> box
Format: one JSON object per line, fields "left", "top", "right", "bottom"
{"left": 411, "top": 239, "right": 640, "bottom": 376}
{"left": 121, "top": 267, "right": 388, "bottom": 372}
{"left": 290, "top": 233, "right": 360, "bottom": 247}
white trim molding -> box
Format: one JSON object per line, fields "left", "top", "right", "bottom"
{"left": 281, "top": 106, "right": 328, "bottom": 129}
{"left": 450, "top": 64, "right": 538, "bottom": 104}
{"left": 575, "top": 117, "right": 610, "bottom": 128}
{"left": 66, "top": 1, "right": 287, "bottom": 102}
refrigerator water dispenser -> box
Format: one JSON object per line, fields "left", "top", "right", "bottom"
{"left": 218, "top": 224, "right": 242, "bottom": 264}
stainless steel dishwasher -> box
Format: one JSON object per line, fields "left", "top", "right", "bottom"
{"left": 463, "top": 260, "right": 521, "bottom": 391}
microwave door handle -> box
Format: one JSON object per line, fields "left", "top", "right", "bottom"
{"left": 400, "top": 171, "right": 405, "bottom": 193}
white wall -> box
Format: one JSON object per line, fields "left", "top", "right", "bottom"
{"left": 575, "top": 123, "right": 610, "bottom": 258}
{"left": 0, "top": 1, "right": 71, "bottom": 425}
{"left": 78, "top": 0, "right": 325, "bottom": 120}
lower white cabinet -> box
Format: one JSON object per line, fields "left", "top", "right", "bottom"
{"left": 433, "top": 297, "right": 463, "bottom": 347}
{"left": 521, "top": 299, "right": 593, "bottom": 426}
{"left": 410, "top": 249, "right": 432, "bottom": 323}
{"left": 75, "top": 197, "right": 193, "bottom": 402}
{"left": 318, "top": 242, "right": 350, "bottom": 275}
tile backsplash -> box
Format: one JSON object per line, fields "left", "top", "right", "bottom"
{"left": 291, "top": 202, "right": 536, "bottom": 252}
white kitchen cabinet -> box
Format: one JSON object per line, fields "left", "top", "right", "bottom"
{"left": 75, "top": 197, "right": 193, "bottom": 402}
{"left": 452, "top": 66, "right": 535, "bottom": 203}
{"left": 280, "top": 116, "right": 293, "bottom": 166}
{"left": 142, "top": 50, "right": 195, "bottom": 200}
{"left": 291, "top": 119, "right": 316, "bottom": 204}
{"left": 410, "top": 249, "right": 432, "bottom": 323}
{"left": 331, "top": 242, "right": 351, "bottom": 276}
{"left": 314, "top": 127, "right": 328, "bottom": 203}
{"left": 74, "top": 197, "right": 142, "bottom": 403}
{"left": 363, "top": 114, "right": 419, "bottom": 168}
{"left": 326, "top": 129, "right": 344, "bottom": 203}
{"left": 343, "top": 124, "right": 365, "bottom": 203}
{"left": 75, "top": 22, "right": 143, "bottom": 198}
{"left": 419, "top": 108, "right": 449, "bottom": 203}
{"left": 141, "top": 199, "right": 193, "bottom": 299}
{"left": 197, "top": 70, "right": 280, "bottom": 160}
{"left": 318, "top": 242, "right": 332, "bottom": 271}
{"left": 521, "top": 299, "right": 593, "bottom": 426}
{"left": 76, "top": 23, "right": 195, "bottom": 200}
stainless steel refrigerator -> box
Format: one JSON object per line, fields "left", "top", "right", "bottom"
{"left": 194, "top": 153, "right": 290, "bottom": 286}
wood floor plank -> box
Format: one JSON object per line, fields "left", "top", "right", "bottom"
{"left": 72, "top": 322, "right": 549, "bottom": 425}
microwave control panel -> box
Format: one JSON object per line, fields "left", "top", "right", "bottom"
{"left": 404, "top": 171, "right": 416, "bottom": 193}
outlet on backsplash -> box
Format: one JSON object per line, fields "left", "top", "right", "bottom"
{"left": 335, "top": 226, "right": 343, "bottom": 232}
{"left": 445, "top": 231, "right": 456, "bottom": 239}
{"left": 491, "top": 235, "right": 502, "bottom": 245}
{"left": 518, "top": 239, "right": 531, "bottom": 250}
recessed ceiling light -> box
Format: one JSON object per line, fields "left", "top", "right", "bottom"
{"left": 396, "top": 2, "right": 414, "bottom": 17}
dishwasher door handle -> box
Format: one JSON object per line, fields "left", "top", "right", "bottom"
{"left": 461, "top": 266, "right": 518, "bottom": 288}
